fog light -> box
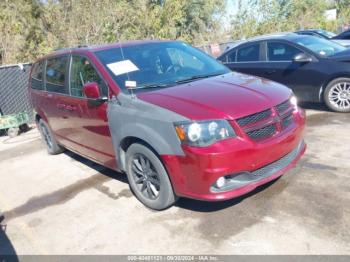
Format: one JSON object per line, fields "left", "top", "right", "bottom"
{"left": 216, "top": 177, "right": 226, "bottom": 188}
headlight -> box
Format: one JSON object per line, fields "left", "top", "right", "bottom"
{"left": 174, "top": 120, "right": 236, "bottom": 147}
{"left": 290, "top": 96, "right": 298, "bottom": 108}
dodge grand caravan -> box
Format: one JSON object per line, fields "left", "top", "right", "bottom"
{"left": 29, "top": 40, "right": 306, "bottom": 210}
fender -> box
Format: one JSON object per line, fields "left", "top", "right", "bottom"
{"left": 107, "top": 93, "right": 189, "bottom": 170}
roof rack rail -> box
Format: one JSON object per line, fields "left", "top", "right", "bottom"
{"left": 54, "top": 45, "right": 88, "bottom": 51}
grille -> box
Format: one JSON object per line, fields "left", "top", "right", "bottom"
{"left": 281, "top": 114, "right": 294, "bottom": 129}
{"left": 276, "top": 100, "right": 291, "bottom": 114}
{"left": 236, "top": 109, "right": 271, "bottom": 126}
{"left": 252, "top": 141, "right": 304, "bottom": 177}
{"left": 247, "top": 124, "right": 276, "bottom": 140}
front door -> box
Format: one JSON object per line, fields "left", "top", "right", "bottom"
{"left": 62, "top": 55, "right": 116, "bottom": 169}
{"left": 259, "top": 41, "right": 325, "bottom": 101}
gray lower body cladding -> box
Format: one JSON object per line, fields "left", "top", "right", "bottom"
{"left": 107, "top": 93, "right": 189, "bottom": 171}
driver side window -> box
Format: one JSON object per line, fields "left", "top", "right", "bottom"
{"left": 70, "top": 56, "right": 107, "bottom": 97}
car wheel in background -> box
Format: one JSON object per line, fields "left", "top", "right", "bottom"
{"left": 38, "top": 119, "right": 64, "bottom": 155}
{"left": 125, "top": 143, "right": 178, "bottom": 210}
{"left": 324, "top": 78, "right": 350, "bottom": 113}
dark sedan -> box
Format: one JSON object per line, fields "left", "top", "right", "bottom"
{"left": 218, "top": 33, "right": 350, "bottom": 112}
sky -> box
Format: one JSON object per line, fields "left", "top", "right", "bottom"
{"left": 226, "top": 0, "right": 241, "bottom": 17}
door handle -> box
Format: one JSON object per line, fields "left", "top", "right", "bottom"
{"left": 57, "top": 103, "right": 66, "bottom": 110}
{"left": 65, "top": 105, "right": 77, "bottom": 111}
{"left": 265, "top": 70, "right": 277, "bottom": 75}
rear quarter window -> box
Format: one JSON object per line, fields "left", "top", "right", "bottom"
{"left": 31, "top": 61, "right": 45, "bottom": 90}
{"left": 46, "top": 56, "right": 69, "bottom": 94}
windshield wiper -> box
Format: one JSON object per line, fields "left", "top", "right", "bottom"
{"left": 175, "top": 73, "right": 223, "bottom": 84}
{"left": 135, "top": 83, "right": 172, "bottom": 90}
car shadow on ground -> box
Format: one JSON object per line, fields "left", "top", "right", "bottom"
{"left": 64, "top": 150, "right": 128, "bottom": 184}
{"left": 65, "top": 149, "right": 281, "bottom": 212}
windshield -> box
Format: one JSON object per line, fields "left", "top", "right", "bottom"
{"left": 95, "top": 41, "right": 230, "bottom": 91}
{"left": 293, "top": 36, "right": 346, "bottom": 57}
{"left": 317, "top": 30, "right": 336, "bottom": 38}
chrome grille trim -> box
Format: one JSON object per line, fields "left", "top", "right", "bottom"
{"left": 281, "top": 114, "right": 294, "bottom": 129}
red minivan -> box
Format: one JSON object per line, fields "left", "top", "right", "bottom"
{"left": 29, "top": 41, "right": 306, "bottom": 210}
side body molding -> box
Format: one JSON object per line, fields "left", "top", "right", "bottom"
{"left": 107, "top": 93, "right": 189, "bottom": 171}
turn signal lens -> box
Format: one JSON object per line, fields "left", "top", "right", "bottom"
{"left": 175, "top": 126, "right": 186, "bottom": 141}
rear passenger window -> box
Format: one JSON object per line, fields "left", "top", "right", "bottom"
{"left": 237, "top": 44, "right": 260, "bottom": 62}
{"left": 70, "top": 56, "right": 108, "bottom": 97}
{"left": 31, "top": 61, "right": 45, "bottom": 90}
{"left": 46, "top": 56, "right": 69, "bottom": 94}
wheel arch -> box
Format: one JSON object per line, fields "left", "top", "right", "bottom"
{"left": 319, "top": 74, "right": 350, "bottom": 102}
{"left": 118, "top": 136, "right": 161, "bottom": 172}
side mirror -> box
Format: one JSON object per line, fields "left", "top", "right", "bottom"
{"left": 83, "top": 82, "right": 107, "bottom": 106}
{"left": 83, "top": 82, "right": 101, "bottom": 99}
{"left": 293, "top": 53, "right": 312, "bottom": 63}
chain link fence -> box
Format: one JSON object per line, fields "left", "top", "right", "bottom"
{"left": 0, "top": 63, "right": 34, "bottom": 123}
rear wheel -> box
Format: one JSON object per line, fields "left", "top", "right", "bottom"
{"left": 125, "top": 143, "right": 177, "bottom": 210}
{"left": 38, "top": 119, "right": 64, "bottom": 155}
{"left": 324, "top": 78, "right": 350, "bottom": 113}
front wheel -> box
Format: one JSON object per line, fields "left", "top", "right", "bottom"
{"left": 125, "top": 143, "right": 177, "bottom": 210}
{"left": 324, "top": 78, "right": 350, "bottom": 113}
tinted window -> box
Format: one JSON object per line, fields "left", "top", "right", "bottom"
{"left": 267, "top": 42, "right": 301, "bottom": 61}
{"left": 95, "top": 42, "right": 229, "bottom": 91}
{"left": 31, "top": 61, "right": 45, "bottom": 90}
{"left": 227, "top": 50, "right": 236, "bottom": 62}
{"left": 237, "top": 44, "right": 260, "bottom": 62}
{"left": 70, "top": 56, "right": 108, "bottom": 97}
{"left": 46, "top": 56, "right": 69, "bottom": 94}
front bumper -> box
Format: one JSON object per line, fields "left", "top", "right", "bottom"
{"left": 161, "top": 109, "right": 306, "bottom": 201}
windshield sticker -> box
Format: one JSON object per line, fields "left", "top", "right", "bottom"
{"left": 125, "top": 80, "right": 137, "bottom": 88}
{"left": 107, "top": 60, "right": 139, "bottom": 76}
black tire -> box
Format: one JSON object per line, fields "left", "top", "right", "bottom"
{"left": 125, "top": 143, "right": 177, "bottom": 210}
{"left": 324, "top": 78, "right": 350, "bottom": 113}
{"left": 19, "top": 123, "right": 30, "bottom": 133}
{"left": 38, "top": 119, "right": 64, "bottom": 155}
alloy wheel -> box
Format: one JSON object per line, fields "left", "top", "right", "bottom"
{"left": 131, "top": 154, "right": 161, "bottom": 200}
{"left": 328, "top": 82, "right": 350, "bottom": 110}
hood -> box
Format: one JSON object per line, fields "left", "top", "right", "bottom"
{"left": 137, "top": 72, "right": 292, "bottom": 120}
{"left": 330, "top": 48, "right": 350, "bottom": 62}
